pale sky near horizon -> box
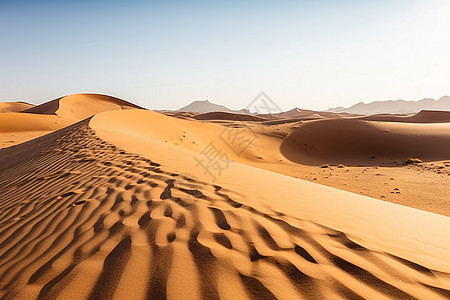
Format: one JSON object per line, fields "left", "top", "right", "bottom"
{"left": 1, "top": 0, "right": 450, "bottom": 111}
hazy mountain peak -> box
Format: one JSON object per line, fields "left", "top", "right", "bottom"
{"left": 192, "top": 99, "right": 212, "bottom": 104}
{"left": 177, "top": 99, "right": 230, "bottom": 113}
{"left": 327, "top": 96, "right": 450, "bottom": 115}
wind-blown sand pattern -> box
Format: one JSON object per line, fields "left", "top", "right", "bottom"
{"left": 1, "top": 116, "right": 450, "bottom": 299}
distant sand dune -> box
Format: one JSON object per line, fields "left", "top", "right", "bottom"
{"left": 281, "top": 119, "right": 450, "bottom": 165}
{"left": 361, "top": 110, "right": 450, "bottom": 123}
{"left": 193, "top": 111, "right": 266, "bottom": 122}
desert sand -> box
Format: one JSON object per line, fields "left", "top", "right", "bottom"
{"left": 0, "top": 102, "right": 34, "bottom": 113}
{"left": 0, "top": 94, "right": 449, "bottom": 299}
{"left": 0, "top": 94, "right": 141, "bottom": 149}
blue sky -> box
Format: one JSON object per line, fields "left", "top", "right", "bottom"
{"left": 1, "top": 0, "right": 449, "bottom": 110}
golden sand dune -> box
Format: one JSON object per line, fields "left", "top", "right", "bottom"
{"left": 281, "top": 118, "right": 450, "bottom": 165}
{"left": 0, "top": 113, "right": 73, "bottom": 149}
{"left": 23, "top": 93, "right": 143, "bottom": 119}
{"left": 0, "top": 113, "right": 70, "bottom": 133}
{"left": 1, "top": 98, "right": 450, "bottom": 299}
{"left": 0, "top": 94, "right": 144, "bottom": 149}
{"left": 0, "top": 102, "right": 34, "bottom": 113}
{"left": 172, "top": 109, "right": 450, "bottom": 165}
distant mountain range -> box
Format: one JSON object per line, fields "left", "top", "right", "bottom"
{"left": 176, "top": 96, "right": 450, "bottom": 115}
{"left": 327, "top": 96, "right": 450, "bottom": 115}
{"left": 177, "top": 100, "right": 250, "bottom": 114}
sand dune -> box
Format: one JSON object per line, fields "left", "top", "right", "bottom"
{"left": 281, "top": 118, "right": 450, "bottom": 165}
{"left": 0, "top": 113, "right": 72, "bottom": 149}
{"left": 193, "top": 111, "right": 265, "bottom": 122}
{"left": 0, "top": 94, "right": 144, "bottom": 149}
{"left": 361, "top": 110, "right": 450, "bottom": 123}
{"left": 1, "top": 96, "right": 450, "bottom": 299}
{"left": 0, "top": 102, "right": 34, "bottom": 113}
{"left": 260, "top": 108, "right": 359, "bottom": 120}
{"left": 21, "top": 97, "right": 61, "bottom": 115}
{"left": 23, "top": 93, "right": 143, "bottom": 119}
